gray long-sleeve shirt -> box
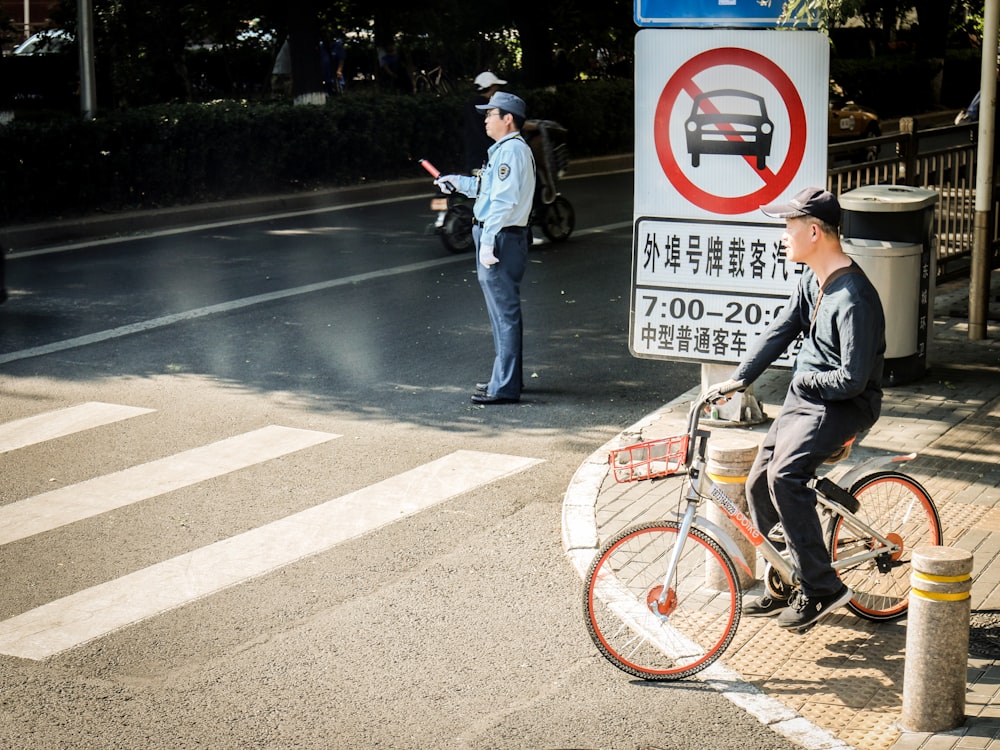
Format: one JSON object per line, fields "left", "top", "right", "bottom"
{"left": 733, "top": 261, "right": 886, "bottom": 419}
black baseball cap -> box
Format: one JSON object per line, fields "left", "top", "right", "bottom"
{"left": 761, "top": 187, "right": 841, "bottom": 227}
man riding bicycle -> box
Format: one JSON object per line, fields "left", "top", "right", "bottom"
{"left": 710, "top": 187, "right": 886, "bottom": 631}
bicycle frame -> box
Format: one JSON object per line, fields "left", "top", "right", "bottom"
{"left": 652, "top": 389, "right": 907, "bottom": 613}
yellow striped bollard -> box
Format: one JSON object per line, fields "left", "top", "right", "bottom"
{"left": 901, "top": 545, "right": 973, "bottom": 732}
{"left": 706, "top": 438, "right": 759, "bottom": 590}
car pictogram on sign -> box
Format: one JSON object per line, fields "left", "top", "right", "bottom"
{"left": 684, "top": 89, "right": 773, "bottom": 170}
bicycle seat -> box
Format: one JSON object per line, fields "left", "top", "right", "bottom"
{"left": 823, "top": 436, "right": 856, "bottom": 465}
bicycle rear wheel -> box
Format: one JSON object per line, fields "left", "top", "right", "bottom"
{"left": 583, "top": 521, "right": 742, "bottom": 681}
{"left": 540, "top": 195, "right": 575, "bottom": 242}
{"left": 827, "top": 471, "right": 941, "bottom": 621}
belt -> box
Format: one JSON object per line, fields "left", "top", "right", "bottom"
{"left": 473, "top": 219, "right": 527, "bottom": 233}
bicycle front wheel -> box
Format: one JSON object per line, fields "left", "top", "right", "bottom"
{"left": 828, "top": 471, "right": 942, "bottom": 621}
{"left": 583, "top": 521, "right": 742, "bottom": 681}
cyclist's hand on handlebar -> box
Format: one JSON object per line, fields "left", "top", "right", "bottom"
{"left": 705, "top": 379, "right": 746, "bottom": 405}
{"left": 434, "top": 175, "right": 459, "bottom": 194}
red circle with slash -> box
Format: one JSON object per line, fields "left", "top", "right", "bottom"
{"left": 654, "top": 47, "right": 807, "bottom": 215}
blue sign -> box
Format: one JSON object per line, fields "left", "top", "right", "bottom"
{"left": 635, "top": 0, "right": 817, "bottom": 28}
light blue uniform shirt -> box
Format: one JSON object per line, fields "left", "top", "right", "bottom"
{"left": 451, "top": 132, "right": 536, "bottom": 248}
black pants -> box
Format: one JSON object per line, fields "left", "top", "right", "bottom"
{"left": 746, "top": 384, "right": 876, "bottom": 597}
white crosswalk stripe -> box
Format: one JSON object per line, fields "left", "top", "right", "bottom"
{"left": 0, "top": 402, "right": 154, "bottom": 454}
{"left": 0, "top": 425, "right": 340, "bottom": 546}
{"left": 0, "top": 404, "right": 543, "bottom": 660}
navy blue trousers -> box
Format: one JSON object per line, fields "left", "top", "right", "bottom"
{"left": 746, "top": 383, "right": 876, "bottom": 597}
{"left": 473, "top": 225, "right": 529, "bottom": 400}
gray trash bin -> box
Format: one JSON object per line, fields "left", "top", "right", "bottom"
{"left": 839, "top": 185, "right": 939, "bottom": 386}
{"left": 842, "top": 238, "right": 921, "bottom": 361}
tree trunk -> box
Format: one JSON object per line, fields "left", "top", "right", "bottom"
{"left": 512, "top": 7, "right": 554, "bottom": 89}
{"left": 914, "top": 0, "right": 955, "bottom": 109}
{"left": 288, "top": 0, "right": 325, "bottom": 105}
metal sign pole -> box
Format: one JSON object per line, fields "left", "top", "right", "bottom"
{"left": 970, "top": 0, "right": 999, "bottom": 340}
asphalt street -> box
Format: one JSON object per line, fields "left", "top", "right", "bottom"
{"left": 0, "top": 168, "right": 811, "bottom": 749}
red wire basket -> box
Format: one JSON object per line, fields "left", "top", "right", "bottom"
{"left": 608, "top": 434, "right": 689, "bottom": 483}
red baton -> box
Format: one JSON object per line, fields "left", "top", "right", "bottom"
{"left": 418, "top": 159, "right": 440, "bottom": 178}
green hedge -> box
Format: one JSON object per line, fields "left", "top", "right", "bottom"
{"left": 0, "top": 48, "right": 979, "bottom": 224}
{"left": 0, "top": 79, "right": 633, "bottom": 224}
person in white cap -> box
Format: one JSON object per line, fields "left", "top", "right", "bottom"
{"left": 432, "top": 92, "right": 536, "bottom": 405}
{"left": 463, "top": 72, "right": 507, "bottom": 172}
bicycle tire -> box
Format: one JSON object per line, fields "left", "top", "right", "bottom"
{"left": 827, "top": 471, "right": 942, "bottom": 621}
{"left": 583, "top": 521, "right": 742, "bottom": 681}
{"left": 414, "top": 75, "right": 431, "bottom": 94}
{"left": 540, "top": 195, "right": 575, "bottom": 242}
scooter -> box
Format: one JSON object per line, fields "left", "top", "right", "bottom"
{"left": 431, "top": 190, "right": 476, "bottom": 253}
{"left": 426, "top": 119, "right": 576, "bottom": 254}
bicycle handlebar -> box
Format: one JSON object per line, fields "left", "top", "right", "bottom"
{"left": 703, "top": 378, "right": 746, "bottom": 406}
{"left": 684, "top": 379, "right": 746, "bottom": 464}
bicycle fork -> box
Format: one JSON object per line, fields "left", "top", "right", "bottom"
{"left": 651, "top": 466, "right": 832, "bottom": 623}
{"left": 648, "top": 499, "right": 699, "bottom": 620}
{"left": 650, "top": 463, "right": 781, "bottom": 618}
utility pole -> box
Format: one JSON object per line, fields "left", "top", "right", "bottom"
{"left": 970, "top": 0, "right": 999, "bottom": 340}
{"left": 78, "top": 0, "right": 97, "bottom": 120}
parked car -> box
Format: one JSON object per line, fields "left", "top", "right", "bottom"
{"left": 1, "top": 29, "right": 78, "bottom": 110}
{"left": 829, "top": 80, "right": 881, "bottom": 160}
{"left": 11, "top": 28, "right": 74, "bottom": 56}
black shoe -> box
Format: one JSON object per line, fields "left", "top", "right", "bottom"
{"left": 777, "top": 585, "right": 852, "bottom": 630}
{"left": 471, "top": 393, "right": 519, "bottom": 405}
{"left": 742, "top": 593, "right": 788, "bottom": 617}
{"left": 476, "top": 381, "right": 525, "bottom": 393}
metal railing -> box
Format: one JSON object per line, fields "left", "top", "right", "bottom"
{"left": 827, "top": 119, "right": 998, "bottom": 280}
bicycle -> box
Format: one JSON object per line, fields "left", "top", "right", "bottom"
{"left": 413, "top": 65, "right": 452, "bottom": 95}
{"left": 583, "top": 380, "right": 942, "bottom": 681}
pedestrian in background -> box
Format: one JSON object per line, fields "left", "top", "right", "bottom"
{"left": 463, "top": 72, "right": 506, "bottom": 173}
{"left": 321, "top": 32, "right": 347, "bottom": 95}
{"left": 432, "top": 92, "right": 536, "bottom": 405}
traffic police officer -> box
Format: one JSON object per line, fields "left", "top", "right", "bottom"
{"left": 434, "top": 91, "right": 536, "bottom": 404}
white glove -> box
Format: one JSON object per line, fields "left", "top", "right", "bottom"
{"left": 479, "top": 243, "right": 499, "bottom": 268}
{"left": 434, "top": 175, "right": 459, "bottom": 194}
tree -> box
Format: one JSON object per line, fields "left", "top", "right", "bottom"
{"left": 39, "top": 0, "right": 631, "bottom": 106}
{"left": 286, "top": 0, "right": 326, "bottom": 103}
{"left": 913, "top": 0, "right": 961, "bottom": 107}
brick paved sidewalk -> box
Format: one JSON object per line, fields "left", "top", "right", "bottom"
{"left": 563, "top": 270, "right": 1000, "bottom": 750}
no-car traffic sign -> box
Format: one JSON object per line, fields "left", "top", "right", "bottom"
{"left": 631, "top": 29, "right": 828, "bottom": 365}
{"left": 635, "top": 29, "right": 827, "bottom": 222}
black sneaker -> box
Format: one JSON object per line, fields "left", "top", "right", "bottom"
{"left": 777, "top": 585, "right": 852, "bottom": 630}
{"left": 742, "top": 593, "right": 788, "bottom": 617}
